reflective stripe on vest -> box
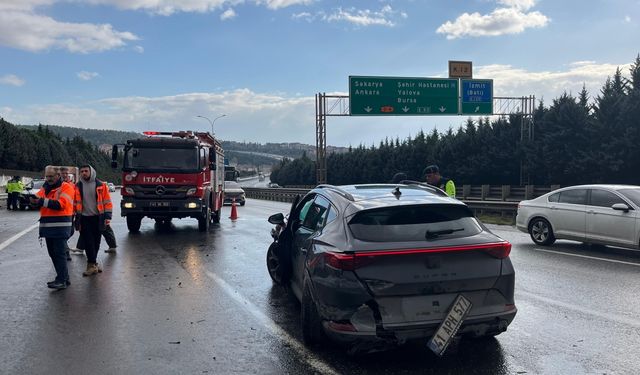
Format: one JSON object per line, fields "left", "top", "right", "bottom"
{"left": 38, "top": 182, "right": 75, "bottom": 238}
{"left": 75, "top": 181, "right": 113, "bottom": 216}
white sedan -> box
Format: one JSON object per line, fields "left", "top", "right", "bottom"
{"left": 516, "top": 184, "right": 640, "bottom": 249}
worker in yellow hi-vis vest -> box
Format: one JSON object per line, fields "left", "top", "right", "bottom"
{"left": 424, "top": 165, "right": 456, "bottom": 198}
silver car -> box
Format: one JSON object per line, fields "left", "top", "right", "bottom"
{"left": 516, "top": 184, "right": 640, "bottom": 249}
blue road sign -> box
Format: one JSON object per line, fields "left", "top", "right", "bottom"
{"left": 461, "top": 79, "right": 493, "bottom": 115}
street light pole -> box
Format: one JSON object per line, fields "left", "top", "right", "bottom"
{"left": 196, "top": 114, "right": 226, "bottom": 135}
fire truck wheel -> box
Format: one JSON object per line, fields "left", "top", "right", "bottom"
{"left": 127, "top": 215, "right": 142, "bottom": 233}
{"left": 198, "top": 207, "right": 210, "bottom": 232}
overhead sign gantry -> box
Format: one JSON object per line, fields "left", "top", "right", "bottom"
{"left": 316, "top": 61, "right": 532, "bottom": 184}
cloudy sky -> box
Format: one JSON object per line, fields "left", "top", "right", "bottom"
{"left": 0, "top": 0, "right": 638, "bottom": 146}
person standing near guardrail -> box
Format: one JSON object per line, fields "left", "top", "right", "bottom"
{"left": 75, "top": 165, "right": 112, "bottom": 277}
{"left": 29, "top": 167, "right": 74, "bottom": 290}
{"left": 424, "top": 164, "right": 456, "bottom": 198}
{"left": 6, "top": 176, "right": 24, "bottom": 211}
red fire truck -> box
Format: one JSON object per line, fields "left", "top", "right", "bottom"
{"left": 111, "top": 131, "right": 225, "bottom": 232}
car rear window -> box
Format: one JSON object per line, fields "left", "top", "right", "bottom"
{"left": 558, "top": 189, "right": 587, "bottom": 205}
{"left": 348, "top": 204, "right": 482, "bottom": 242}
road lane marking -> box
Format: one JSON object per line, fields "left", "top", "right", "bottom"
{"left": 0, "top": 223, "right": 39, "bottom": 252}
{"left": 517, "top": 290, "right": 640, "bottom": 329}
{"left": 205, "top": 271, "right": 340, "bottom": 375}
{"left": 533, "top": 247, "right": 640, "bottom": 267}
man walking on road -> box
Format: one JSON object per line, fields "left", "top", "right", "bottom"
{"left": 75, "top": 165, "right": 113, "bottom": 276}
{"left": 30, "top": 166, "right": 75, "bottom": 290}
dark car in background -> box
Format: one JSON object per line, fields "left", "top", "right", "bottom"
{"left": 266, "top": 183, "right": 516, "bottom": 354}
{"left": 224, "top": 181, "right": 246, "bottom": 206}
{"left": 18, "top": 179, "right": 45, "bottom": 210}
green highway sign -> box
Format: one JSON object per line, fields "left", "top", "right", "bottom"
{"left": 461, "top": 79, "right": 493, "bottom": 115}
{"left": 349, "top": 76, "right": 459, "bottom": 116}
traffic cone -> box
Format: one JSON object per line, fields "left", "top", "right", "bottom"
{"left": 229, "top": 198, "right": 239, "bottom": 221}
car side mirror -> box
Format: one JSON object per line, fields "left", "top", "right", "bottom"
{"left": 268, "top": 213, "right": 285, "bottom": 225}
{"left": 612, "top": 203, "right": 631, "bottom": 212}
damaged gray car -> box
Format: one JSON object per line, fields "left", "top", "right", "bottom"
{"left": 266, "top": 183, "right": 517, "bottom": 354}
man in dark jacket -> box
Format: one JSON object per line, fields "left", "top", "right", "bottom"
{"left": 424, "top": 164, "right": 456, "bottom": 198}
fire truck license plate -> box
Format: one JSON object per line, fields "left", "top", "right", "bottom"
{"left": 427, "top": 294, "right": 472, "bottom": 356}
{"left": 150, "top": 202, "right": 170, "bottom": 207}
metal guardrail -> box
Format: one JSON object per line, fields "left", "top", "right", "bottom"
{"left": 244, "top": 186, "right": 523, "bottom": 220}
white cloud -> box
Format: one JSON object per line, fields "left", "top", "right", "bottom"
{"left": 6, "top": 89, "right": 317, "bottom": 143}
{"left": 77, "top": 71, "right": 100, "bottom": 81}
{"left": 83, "top": 0, "right": 228, "bottom": 16}
{"left": 624, "top": 15, "right": 631, "bottom": 23}
{"left": 255, "top": 0, "right": 314, "bottom": 10}
{"left": 220, "top": 8, "right": 236, "bottom": 20}
{"left": 4, "top": 61, "right": 630, "bottom": 145}
{"left": 133, "top": 45, "right": 144, "bottom": 53}
{"left": 0, "top": 0, "right": 56, "bottom": 11}
{"left": 82, "top": 0, "right": 309, "bottom": 15}
{"left": 310, "top": 5, "right": 404, "bottom": 27}
{"left": 0, "top": 107, "right": 14, "bottom": 117}
{"left": 437, "top": 0, "right": 549, "bottom": 39}
{"left": 292, "top": 11, "right": 313, "bottom": 21}
{"left": 497, "top": 0, "right": 535, "bottom": 11}
{"left": 0, "top": 74, "right": 25, "bottom": 86}
{"left": 476, "top": 61, "right": 632, "bottom": 101}
{"left": 0, "top": 10, "right": 139, "bottom": 53}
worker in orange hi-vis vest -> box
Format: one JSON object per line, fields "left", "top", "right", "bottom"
{"left": 74, "top": 165, "right": 113, "bottom": 277}
{"left": 30, "top": 166, "right": 75, "bottom": 290}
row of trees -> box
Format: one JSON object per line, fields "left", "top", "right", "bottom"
{"left": 271, "top": 55, "right": 640, "bottom": 187}
{"left": 18, "top": 124, "right": 140, "bottom": 147}
{"left": 0, "top": 120, "right": 119, "bottom": 182}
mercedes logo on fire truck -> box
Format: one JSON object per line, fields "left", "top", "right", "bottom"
{"left": 155, "top": 185, "right": 166, "bottom": 195}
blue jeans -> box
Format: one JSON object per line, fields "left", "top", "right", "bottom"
{"left": 45, "top": 238, "right": 69, "bottom": 283}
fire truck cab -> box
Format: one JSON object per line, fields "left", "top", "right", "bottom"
{"left": 112, "top": 131, "right": 225, "bottom": 232}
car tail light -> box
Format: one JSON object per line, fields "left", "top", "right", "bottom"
{"left": 327, "top": 321, "right": 357, "bottom": 332}
{"left": 354, "top": 242, "right": 512, "bottom": 260}
{"left": 322, "top": 252, "right": 378, "bottom": 271}
{"left": 482, "top": 242, "right": 512, "bottom": 259}
{"left": 322, "top": 242, "right": 511, "bottom": 271}
{"left": 323, "top": 252, "right": 356, "bottom": 271}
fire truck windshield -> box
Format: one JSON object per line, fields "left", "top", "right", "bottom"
{"left": 124, "top": 147, "right": 199, "bottom": 171}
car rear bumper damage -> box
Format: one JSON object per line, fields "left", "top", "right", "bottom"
{"left": 323, "top": 307, "right": 517, "bottom": 352}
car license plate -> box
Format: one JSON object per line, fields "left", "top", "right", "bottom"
{"left": 150, "top": 201, "right": 170, "bottom": 207}
{"left": 427, "top": 294, "right": 472, "bottom": 356}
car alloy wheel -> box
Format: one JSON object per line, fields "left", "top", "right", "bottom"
{"left": 266, "top": 243, "right": 283, "bottom": 285}
{"left": 529, "top": 218, "right": 555, "bottom": 246}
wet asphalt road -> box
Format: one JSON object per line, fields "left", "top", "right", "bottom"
{"left": 1, "top": 195, "right": 639, "bottom": 375}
